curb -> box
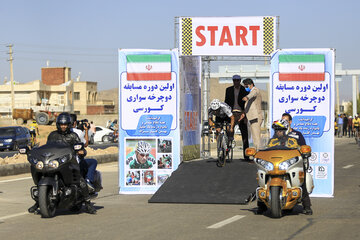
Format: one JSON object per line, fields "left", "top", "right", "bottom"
{"left": 0, "top": 153, "right": 118, "bottom": 177}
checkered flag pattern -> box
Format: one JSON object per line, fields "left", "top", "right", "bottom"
{"left": 263, "top": 17, "right": 275, "bottom": 55}
{"left": 181, "top": 18, "right": 192, "bottom": 56}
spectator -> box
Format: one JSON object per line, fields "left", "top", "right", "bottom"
{"left": 348, "top": 116, "right": 353, "bottom": 138}
{"left": 241, "top": 78, "right": 263, "bottom": 150}
{"left": 337, "top": 114, "right": 344, "bottom": 138}
{"left": 225, "top": 75, "right": 250, "bottom": 161}
{"left": 343, "top": 114, "right": 348, "bottom": 137}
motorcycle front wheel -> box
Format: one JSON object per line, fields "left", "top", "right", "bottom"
{"left": 270, "top": 186, "right": 282, "bottom": 218}
{"left": 39, "top": 185, "right": 57, "bottom": 218}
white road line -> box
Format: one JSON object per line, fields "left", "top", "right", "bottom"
{"left": 207, "top": 215, "right": 245, "bottom": 229}
{"left": 0, "top": 177, "right": 32, "bottom": 183}
{"left": 343, "top": 165, "right": 354, "bottom": 169}
{"left": 0, "top": 212, "right": 28, "bottom": 221}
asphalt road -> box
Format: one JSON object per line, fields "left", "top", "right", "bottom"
{"left": 0, "top": 138, "right": 359, "bottom": 240}
{"left": 0, "top": 142, "right": 118, "bottom": 158}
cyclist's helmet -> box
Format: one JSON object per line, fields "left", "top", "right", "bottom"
{"left": 136, "top": 141, "right": 151, "bottom": 155}
{"left": 32, "top": 120, "right": 37, "bottom": 124}
{"left": 56, "top": 112, "right": 72, "bottom": 134}
{"left": 210, "top": 99, "right": 221, "bottom": 111}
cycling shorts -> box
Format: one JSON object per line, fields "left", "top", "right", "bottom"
{"left": 214, "top": 116, "right": 231, "bottom": 128}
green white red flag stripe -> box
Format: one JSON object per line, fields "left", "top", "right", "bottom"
{"left": 279, "top": 54, "right": 325, "bottom": 81}
{"left": 126, "top": 54, "right": 171, "bottom": 81}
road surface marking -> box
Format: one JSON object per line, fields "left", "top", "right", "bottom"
{"left": 207, "top": 215, "right": 245, "bottom": 229}
{"left": 0, "top": 212, "right": 28, "bottom": 221}
{"left": 343, "top": 165, "right": 354, "bottom": 169}
{"left": 0, "top": 177, "right": 32, "bottom": 184}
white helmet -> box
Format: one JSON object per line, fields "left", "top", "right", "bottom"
{"left": 210, "top": 99, "right": 221, "bottom": 111}
{"left": 136, "top": 141, "right": 151, "bottom": 154}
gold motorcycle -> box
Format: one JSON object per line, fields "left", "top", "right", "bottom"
{"left": 246, "top": 143, "right": 314, "bottom": 218}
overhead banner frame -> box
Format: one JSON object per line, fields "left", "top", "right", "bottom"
{"left": 178, "top": 16, "right": 278, "bottom": 56}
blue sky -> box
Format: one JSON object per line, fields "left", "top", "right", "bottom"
{"left": 0, "top": 0, "right": 359, "bottom": 101}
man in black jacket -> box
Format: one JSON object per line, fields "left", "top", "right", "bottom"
{"left": 225, "top": 75, "right": 250, "bottom": 161}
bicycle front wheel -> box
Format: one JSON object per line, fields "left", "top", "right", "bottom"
{"left": 217, "top": 134, "right": 226, "bottom": 167}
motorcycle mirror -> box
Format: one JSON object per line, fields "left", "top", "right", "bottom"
{"left": 19, "top": 148, "right": 27, "bottom": 154}
{"left": 300, "top": 145, "right": 311, "bottom": 155}
{"left": 245, "top": 147, "right": 256, "bottom": 157}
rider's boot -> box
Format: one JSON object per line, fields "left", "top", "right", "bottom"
{"left": 84, "top": 201, "right": 97, "bottom": 214}
{"left": 28, "top": 202, "right": 39, "bottom": 213}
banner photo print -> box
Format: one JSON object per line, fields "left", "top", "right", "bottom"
{"left": 118, "top": 49, "right": 180, "bottom": 194}
{"left": 270, "top": 49, "right": 335, "bottom": 197}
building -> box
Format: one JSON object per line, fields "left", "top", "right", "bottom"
{"left": 0, "top": 67, "right": 115, "bottom": 117}
{"left": 73, "top": 81, "right": 115, "bottom": 115}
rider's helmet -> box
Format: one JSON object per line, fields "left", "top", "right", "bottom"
{"left": 272, "top": 119, "right": 290, "bottom": 135}
{"left": 56, "top": 112, "right": 72, "bottom": 134}
{"left": 135, "top": 141, "right": 151, "bottom": 155}
{"left": 32, "top": 120, "right": 37, "bottom": 124}
{"left": 210, "top": 99, "right": 221, "bottom": 111}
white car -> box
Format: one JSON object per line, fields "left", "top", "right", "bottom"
{"left": 93, "top": 126, "right": 114, "bottom": 143}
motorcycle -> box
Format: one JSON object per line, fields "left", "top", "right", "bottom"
{"left": 245, "top": 144, "right": 314, "bottom": 218}
{"left": 19, "top": 143, "right": 102, "bottom": 218}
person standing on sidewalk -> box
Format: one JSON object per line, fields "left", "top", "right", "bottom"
{"left": 343, "top": 114, "right": 348, "bottom": 137}
{"left": 241, "top": 78, "right": 263, "bottom": 150}
{"left": 225, "top": 75, "right": 250, "bottom": 161}
{"left": 337, "top": 114, "right": 344, "bottom": 138}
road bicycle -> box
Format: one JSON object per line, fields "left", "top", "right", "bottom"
{"left": 212, "top": 122, "right": 234, "bottom": 167}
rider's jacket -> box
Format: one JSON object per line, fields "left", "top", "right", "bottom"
{"left": 47, "top": 131, "right": 81, "bottom": 146}
{"left": 208, "top": 102, "right": 233, "bottom": 119}
{"left": 353, "top": 118, "right": 360, "bottom": 127}
{"left": 268, "top": 136, "right": 299, "bottom": 149}
{"left": 288, "top": 129, "right": 306, "bottom": 146}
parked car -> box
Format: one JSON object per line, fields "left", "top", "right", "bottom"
{"left": 0, "top": 126, "right": 31, "bottom": 151}
{"left": 93, "top": 126, "right": 114, "bottom": 143}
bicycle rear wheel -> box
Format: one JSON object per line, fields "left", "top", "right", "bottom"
{"left": 217, "top": 134, "right": 226, "bottom": 167}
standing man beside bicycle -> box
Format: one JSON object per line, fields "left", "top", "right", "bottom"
{"left": 208, "top": 99, "right": 235, "bottom": 145}
{"left": 225, "top": 75, "right": 250, "bottom": 161}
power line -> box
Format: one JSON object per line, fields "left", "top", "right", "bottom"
{"left": 14, "top": 57, "right": 116, "bottom": 64}
{"left": 13, "top": 42, "right": 116, "bottom": 52}
{"left": 15, "top": 50, "right": 116, "bottom": 57}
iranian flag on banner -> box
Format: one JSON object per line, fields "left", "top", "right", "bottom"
{"left": 279, "top": 54, "right": 325, "bottom": 81}
{"left": 126, "top": 54, "right": 171, "bottom": 81}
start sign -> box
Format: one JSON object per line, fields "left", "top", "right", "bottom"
{"left": 179, "top": 16, "right": 278, "bottom": 56}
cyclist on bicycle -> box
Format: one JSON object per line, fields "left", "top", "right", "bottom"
{"left": 29, "top": 120, "right": 40, "bottom": 144}
{"left": 208, "top": 99, "right": 235, "bottom": 144}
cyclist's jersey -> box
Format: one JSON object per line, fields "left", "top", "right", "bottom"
{"left": 208, "top": 102, "right": 233, "bottom": 119}
{"left": 353, "top": 118, "right": 360, "bottom": 127}
{"left": 29, "top": 123, "right": 38, "bottom": 132}
{"left": 128, "top": 155, "right": 154, "bottom": 169}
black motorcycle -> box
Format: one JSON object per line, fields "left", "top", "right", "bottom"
{"left": 20, "top": 143, "right": 102, "bottom": 218}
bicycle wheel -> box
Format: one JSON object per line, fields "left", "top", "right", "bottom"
{"left": 217, "top": 134, "right": 226, "bottom": 167}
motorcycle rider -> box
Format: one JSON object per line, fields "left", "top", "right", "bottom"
{"left": 28, "top": 112, "right": 97, "bottom": 214}
{"left": 281, "top": 113, "right": 313, "bottom": 215}
{"left": 257, "top": 118, "right": 312, "bottom": 215}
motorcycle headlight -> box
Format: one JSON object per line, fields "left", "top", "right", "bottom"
{"left": 255, "top": 158, "right": 274, "bottom": 171}
{"left": 36, "top": 161, "right": 44, "bottom": 170}
{"left": 48, "top": 160, "right": 59, "bottom": 169}
{"left": 279, "top": 157, "right": 299, "bottom": 170}
{"left": 4, "top": 139, "right": 13, "bottom": 143}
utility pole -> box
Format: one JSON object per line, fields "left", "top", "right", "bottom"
{"left": 7, "top": 44, "right": 15, "bottom": 118}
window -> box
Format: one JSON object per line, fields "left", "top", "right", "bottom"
{"left": 74, "top": 92, "right": 80, "bottom": 100}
